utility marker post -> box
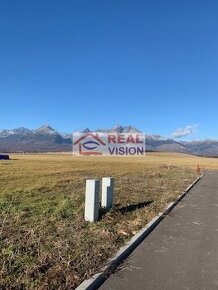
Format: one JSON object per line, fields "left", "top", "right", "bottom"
{"left": 102, "top": 177, "right": 114, "bottom": 210}
{"left": 85, "top": 179, "right": 100, "bottom": 222}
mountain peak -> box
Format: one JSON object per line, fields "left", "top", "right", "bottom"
{"left": 35, "top": 125, "right": 58, "bottom": 135}
{"left": 96, "top": 125, "right": 141, "bottom": 133}
{"left": 14, "top": 127, "right": 31, "bottom": 134}
{"left": 0, "top": 127, "right": 31, "bottom": 137}
{"left": 111, "top": 125, "right": 141, "bottom": 133}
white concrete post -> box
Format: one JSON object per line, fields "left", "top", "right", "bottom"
{"left": 102, "top": 177, "right": 114, "bottom": 209}
{"left": 85, "top": 179, "right": 100, "bottom": 222}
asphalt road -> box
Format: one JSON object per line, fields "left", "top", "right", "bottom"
{"left": 100, "top": 172, "right": 218, "bottom": 290}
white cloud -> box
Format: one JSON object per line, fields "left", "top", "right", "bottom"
{"left": 172, "top": 124, "right": 198, "bottom": 139}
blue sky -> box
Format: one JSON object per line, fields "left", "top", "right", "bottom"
{"left": 0, "top": 0, "right": 218, "bottom": 140}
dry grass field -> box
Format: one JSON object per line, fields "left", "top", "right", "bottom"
{"left": 0, "top": 152, "right": 216, "bottom": 289}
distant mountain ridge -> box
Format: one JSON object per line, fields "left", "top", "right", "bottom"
{"left": 0, "top": 124, "right": 218, "bottom": 156}
{"left": 96, "top": 125, "right": 141, "bottom": 133}
{"left": 0, "top": 125, "right": 72, "bottom": 153}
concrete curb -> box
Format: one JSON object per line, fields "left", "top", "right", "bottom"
{"left": 76, "top": 173, "right": 204, "bottom": 290}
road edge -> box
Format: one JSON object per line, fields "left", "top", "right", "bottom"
{"left": 76, "top": 173, "right": 204, "bottom": 290}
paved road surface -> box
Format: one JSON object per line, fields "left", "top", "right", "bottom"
{"left": 100, "top": 172, "right": 218, "bottom": 290}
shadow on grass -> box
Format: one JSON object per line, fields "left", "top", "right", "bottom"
{"left": 99, "top": 200, "right": 153, "bottom": 219}
{"left": 117, "top": 200, "right": 153, "bottom": 214}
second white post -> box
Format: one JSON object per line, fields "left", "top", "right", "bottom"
{"left": 102, "top": 177, "right": 114, "bottom": 210}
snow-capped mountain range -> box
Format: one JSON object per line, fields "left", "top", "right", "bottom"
{"left": 0, "top": 124, "right": 218, "bottom": 156}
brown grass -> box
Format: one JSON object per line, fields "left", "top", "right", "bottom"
{"left": 0, "top": 152, "right": 209, "bottom": 289}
